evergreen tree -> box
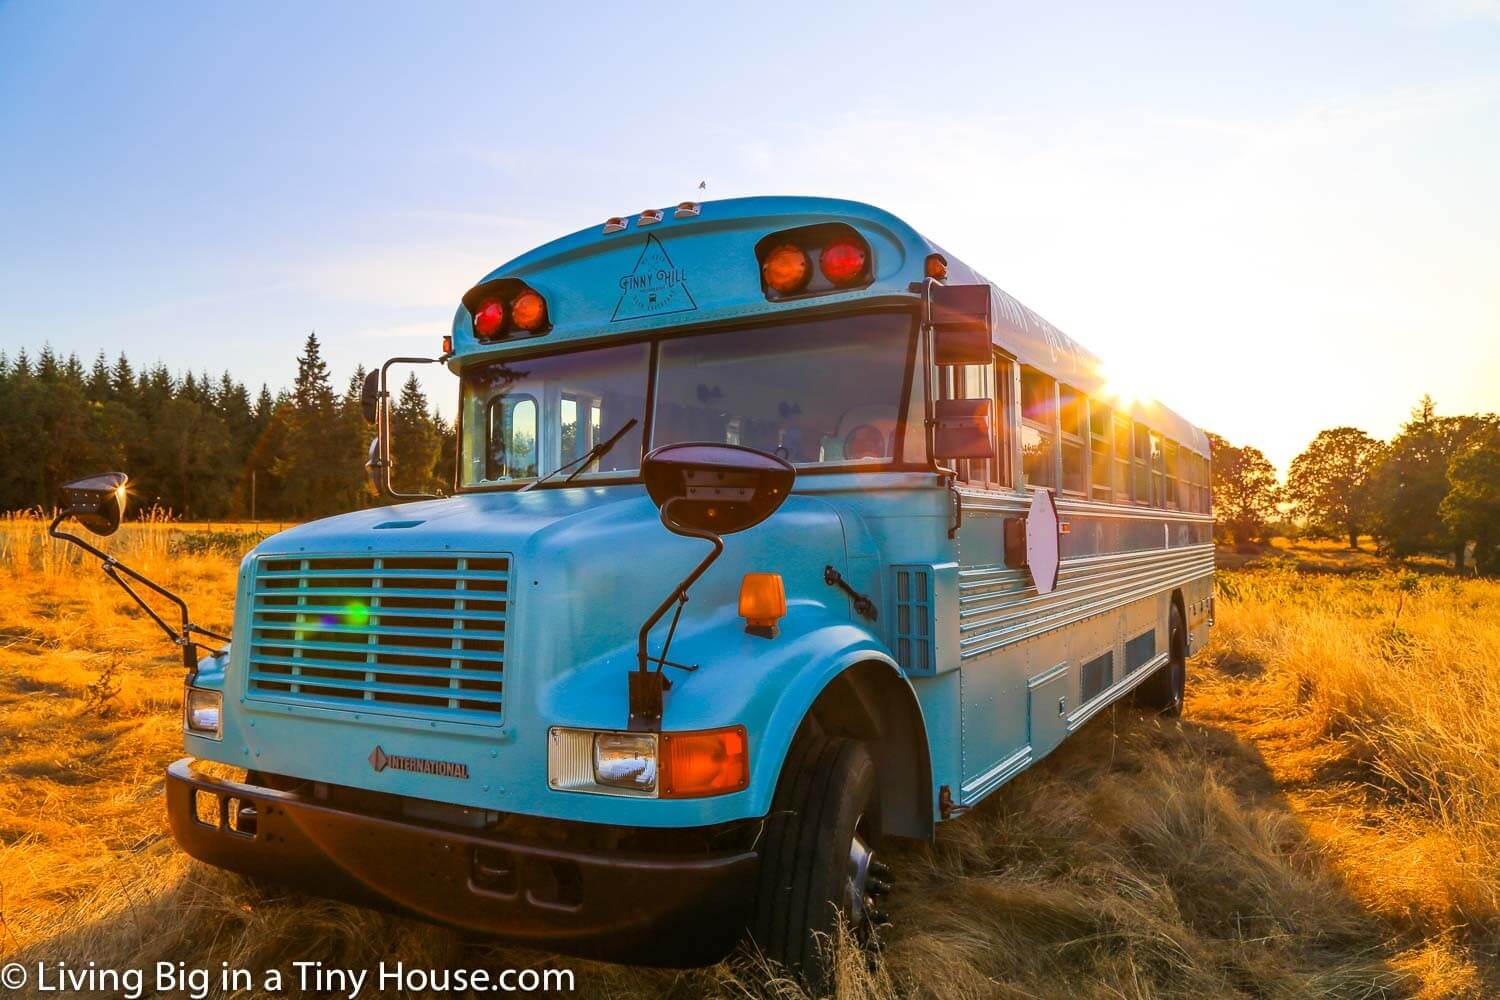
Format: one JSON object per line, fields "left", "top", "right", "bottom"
{"left": 87, "top": 352, "right": 112, "bottom": 402}
{"left": 111, "top": 353, "right": 136, "bottom": 403}
{"left": 391, "top": 372, "right": 442, "bottom": 495}
{"left": 276, "top": 333, "right": 357, "bottom": 518}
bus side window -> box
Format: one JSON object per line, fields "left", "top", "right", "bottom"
{"left": 1019, "top": 366, "right": 1056, "bottom": 490}
{"left": 1164, "top": 439, "right": 1180, "bottom": 510}
{"left": 1150, "top": 432, "right": 1165, "bottom": 507}
{"left": 1089, "top": 401, "right": 1111, "bottom": 502}
{"left": 1113, "top": 415, "right": 1132, "bottom": 502}
{"left": 1059, "top": 384, "right": 1086, "bottom": 496}
{"left": 992, "top": 353, "right": 1015, "bottom": 489}
{"left": 955, "top": 362, "right": 994, "bottom": 486}
{"left": 1132, "top": 423, "right": 1151, "bottom": 505}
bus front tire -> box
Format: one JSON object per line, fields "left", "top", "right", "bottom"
{"left": 751, "top": 732, "right": 885, "bottom": 988}
{"left": 1135, "top": 602, "right": 1187, "bottom": 716}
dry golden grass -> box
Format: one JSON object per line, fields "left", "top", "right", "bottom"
{"left": 1, "top": 517, "right": 1496, "bottom": 998}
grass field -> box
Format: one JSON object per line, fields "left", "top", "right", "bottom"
{"left": 1, "top": 519, "right": 1497, "bottom": 998}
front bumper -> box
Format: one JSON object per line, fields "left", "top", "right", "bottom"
{"left": 165, "top": 759, "right": 759, "bottom": 966}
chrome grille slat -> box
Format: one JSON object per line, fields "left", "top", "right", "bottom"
{"left": 248, "top": 635, "right": 505, "bottom": 662}
{"left": 250, "top": 619, "right": 503, "bottom": 641}
{"left": 246, "top": 553, "right": 510, "bottom": 725}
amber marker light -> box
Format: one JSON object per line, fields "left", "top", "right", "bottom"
{"left": 739, "top": 572, "right": 786, "bottom": 638}
{"left": 660, "top": 726, "right": 749, "bottom": 798}
{"left": 762, "top": 243, "right": 811, "bottom": 294}
{"left": 511, "top": 290, "right": 548, "bottom": 332}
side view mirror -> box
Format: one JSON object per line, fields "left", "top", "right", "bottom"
{"left": 642, "top": 443, "right": 795, "bottom": 536}
{"left": 360, "top": 369, "right": 382, "bottom": 424}
{"left": 932, "top": 398, "right": 994, "bottom": 460}
{"left": 928, "top": 283, "right": 993, "bottom": 365}
{"left": 59, "top": 472, "right": 128, "bottom": 537}
{"left": 632, "top": 443, "right": 796, "bottom": 730}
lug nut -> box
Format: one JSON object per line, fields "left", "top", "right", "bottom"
{"left": 870, "top": 860, "right": 892, "bottom": 879}
{"left": 868, "top": 878, "right": 892, "bottom": 896}
{"left": 870, "top": 909, "right": 891, "bottom": 926}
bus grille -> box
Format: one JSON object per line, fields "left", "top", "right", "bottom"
{"left": 245, "top": 554, "right": 509, "bottom": 726}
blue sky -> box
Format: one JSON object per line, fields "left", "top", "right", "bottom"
{"left": 1, "top": 1, "right": 1496, "bottom": 469}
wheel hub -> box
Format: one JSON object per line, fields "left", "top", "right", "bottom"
{"left": 845, "top": 815, "right": 892, "bottom": 939}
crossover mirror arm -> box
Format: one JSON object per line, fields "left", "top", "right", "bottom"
{"left": 365, "top": 354, "right": 452, "bottom": 502}
{"left": 48, "top": 511, "right": 229, "bottom": 679}
{"left": 630, "top": 442, "right": 795, "bottom": 731}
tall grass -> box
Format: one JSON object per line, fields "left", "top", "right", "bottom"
{"left": 1, "top": 530, "right": 1496, "bottom": 998}
{"left": 1204, "top": 562, "right": 1500, "bottom": 949}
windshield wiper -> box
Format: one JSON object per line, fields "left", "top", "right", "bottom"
{"left": 521, "top": 417, "right": 639, "bottom": 492}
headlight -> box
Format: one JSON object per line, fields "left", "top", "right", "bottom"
{"left": 548, "top": 726, "right": 748, "bottom": 798}
{"left": 184, "top": 687, "right": 223, "bottom": 739}
{"left": 548, "top": 727, "right": 658, "bottom": 797}
{"left": 593, "top": 732, "right": 658, "bottom": 791}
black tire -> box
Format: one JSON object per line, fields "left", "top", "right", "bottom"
{"left": 1135, "top": 602, "right": 1187, "bottom": 716}
{"left": 751, "top": 732, "right": 884, "bottom": 988}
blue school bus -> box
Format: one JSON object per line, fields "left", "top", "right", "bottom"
{"left": 53, "top": 196, "right": 1214, "bottom": 984}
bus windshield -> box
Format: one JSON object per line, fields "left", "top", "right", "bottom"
{"left": 458, "top": 312, "right": 919, "bottom": 488}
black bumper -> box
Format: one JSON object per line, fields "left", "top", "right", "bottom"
{"left": 165, "top": 759, "right": 759, "bottom": 966}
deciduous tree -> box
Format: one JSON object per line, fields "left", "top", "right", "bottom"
{"left": 1440, "top": 425, "right": 1500, "bottom": 576}
{"left": 1285, "top": 427, "right": 1385, "bottom": 549}
{"left": 1207, "top": 432, "right": 1280, "bottom": 546}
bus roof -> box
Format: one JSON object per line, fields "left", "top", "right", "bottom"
{"left": 452, "top": 195, "right": 1208, "bottom": 455}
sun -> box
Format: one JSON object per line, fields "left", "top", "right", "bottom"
{"left": 1098, "top": 358, "right": 1157, "bottom": 410}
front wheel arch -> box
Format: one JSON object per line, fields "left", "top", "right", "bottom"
{"left": 784, "top": 660, "right": 933, "bottom": 840}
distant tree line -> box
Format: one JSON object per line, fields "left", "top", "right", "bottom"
{"left": 1210, "top": 396, "right": 1500, "bottom": 575}
{"left": 0, "top": 334, "right": 453, "bottom": 520}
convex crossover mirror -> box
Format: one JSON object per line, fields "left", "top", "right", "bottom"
{"left": 928, "top": 283, "right": 993, "bottom": 366}
{"left": 58, "top": 472, "right": 128, "bottom": 537}
{"left": 360, "top": 369, "right": 381, "bottom": 424}
{"left": 642, "top": 443, "right": 794, "bottom": 536}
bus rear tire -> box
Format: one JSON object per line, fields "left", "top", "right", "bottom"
{"left": 751, "top": 732, "right": 884, "bottom": 989}
{"left": 1135, "top": 602, "right": 1187, "bottom": 716}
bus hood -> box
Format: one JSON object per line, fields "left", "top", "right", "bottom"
{"left": 233, "top": 484, "right": 860, "bottom": 724}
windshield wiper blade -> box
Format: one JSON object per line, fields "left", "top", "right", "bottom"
{"left": 521, "top": 417, "right": 639, "bottom": 492}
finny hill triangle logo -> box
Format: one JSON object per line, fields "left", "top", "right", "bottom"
{"left": 611, "top": 233, "right": 698, "bottom": 322}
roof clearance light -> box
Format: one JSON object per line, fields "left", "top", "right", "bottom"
{"left": 819, "top": 239, "right": 867, "bottom": 286}
{"left": 511, "top": 290, "right": 548, "bottom": 332}
{"left": 762, "top": 243, "right": 811, "bottom": 294}
{"left": 473, "top": 301, "right": 505, "bottom": 340}
{"left": 660, "top": 726, "right": 749, "bottom": 798}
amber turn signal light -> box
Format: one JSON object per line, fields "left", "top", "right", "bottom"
{"left": 761, "top": 243, "right": 811, "bottom": 295}
{"left": 739, "top": 572, "right": 786, "bottom": 638}
{"left": 660, "top": 726, "right": 749, "bottom": 798}
{"left": 511, "top": 290, "right": 548, "bottom": 332}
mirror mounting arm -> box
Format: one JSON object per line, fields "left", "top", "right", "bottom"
{"left": 47, "top": 512, "right": 229, "bottom": 679}
{"left": 366, "top": 354, "right": 452, "bottom": 502}
{"left": 630, "top": 498, "right": 725, "bottom": 732}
